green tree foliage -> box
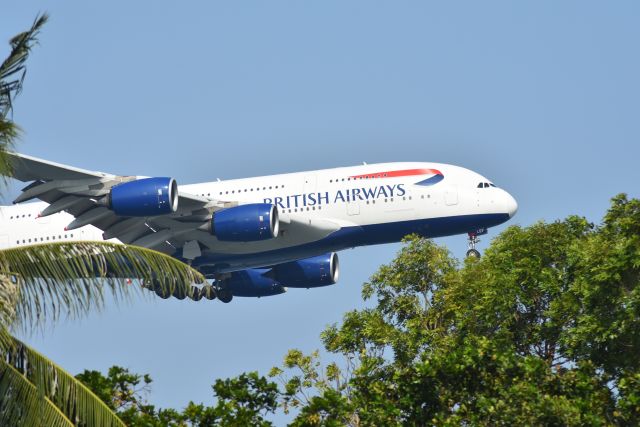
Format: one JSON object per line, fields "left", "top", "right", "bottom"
{"left": 79, "top": 194, "right": 640, "bottom": 425}
{"left": 212, "top": 372, "right": 280, "bottom": 426}
{"left": 272, "top": 194, "right": 640, "bottom": 425}
{"left": 76, "top": 367, "right": 279, "bottom": 426}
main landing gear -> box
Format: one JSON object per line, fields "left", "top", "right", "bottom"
{"left": 144, "top": 280, "right": 233, "bottom": 303}
{"left": 216, "top": 287, "right": 233, "bottom": 304}
{"left": 466, "top": 228, "right": 487, "bottom": 259}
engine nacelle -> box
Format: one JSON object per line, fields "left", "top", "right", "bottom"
{"left": 223, "top": 269, "right": 286, "bottom": 297}
{"left": 211, "top": 204, "right": 279, "bottom": 242}
{"left": 108, "top": 177, "right": 178, "bottom": 217}
{"left": 269, "top": 253, "right": 339, "bottom": 288}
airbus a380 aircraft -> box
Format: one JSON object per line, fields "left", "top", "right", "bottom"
{"left": 1, "top": 152, "right": 517, "bottom": 303}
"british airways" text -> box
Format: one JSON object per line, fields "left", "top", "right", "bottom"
{"left": 263, "top": 184, "right": 406, "bottom": 209}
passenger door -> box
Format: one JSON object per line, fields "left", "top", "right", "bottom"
{"left": 444, "top": 185, "right": 458, "bottom": 206}
{"left": 347, "top": 200, "right": 360, "bottom": 216}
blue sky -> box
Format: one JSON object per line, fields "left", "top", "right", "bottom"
{"left": 3, "top": 0, "right": 639, "bottom": 420}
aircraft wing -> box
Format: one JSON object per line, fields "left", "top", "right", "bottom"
{"left": 6, "top": 152, "right": 229, "bottom": 255}
{"left": 6, "top": 152, "right": 343, "bottom": 258}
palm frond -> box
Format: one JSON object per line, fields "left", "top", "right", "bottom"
{"left": 0, "top": 118, "right": 18, "bottom": 177}
{"left": 0, "top": 241, "right": 204, "bottom": 331}
{"left": 0, "top": 274, "right": 19, "bottom": 326}
{"left": 0, "top": 359, "right": 73, "bottom": 427}
{"left": 0, "top": 117, "right": 18, "bottom": 183}
{"left": 0, "top": 12, "right": 49, "bottom": 119}
{"left": 0, "top": 12, "right": 47, "bottom": 181}
{"left": 0, "top": 336, "right": 126, "bottom": 426}
{"left": 0, "top": 326, "right": 14, "bottom": 355}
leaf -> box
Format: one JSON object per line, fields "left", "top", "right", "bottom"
{"left": 0, "top": 241, "right": 204, "bottom": 332}
{"left": 0, "top": 336, "right": 125, "bottom": 426}
{"left": 0, "top": 358, "right": 72, "bottom": 427}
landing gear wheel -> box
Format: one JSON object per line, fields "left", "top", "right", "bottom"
{"left": 202, "top": 285, "right": 217, "bottom": 300}
{"left": 217, "top": 287, "right": 233, "bottom": 303}
{"left": 172, "top": 286, "right": 187, "bottom": 300}
{"left": 154, "top": 286, "right": 171, "bottom": 299}
{"left": 466, "top": 248, "right": 481, "bottom": 258}
{"left": 466, "top": 232, "right": 481, "bottom": 259}
{"left": 189, "top": 286, "right": 203, "bottom": 301}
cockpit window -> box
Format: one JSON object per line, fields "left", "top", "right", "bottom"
{"left": 477, "top": 182, "right": 497, "bottom": 188}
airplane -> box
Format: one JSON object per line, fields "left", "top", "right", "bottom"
{"left": 1, "top": 152, "right": 517, "bottom": 303}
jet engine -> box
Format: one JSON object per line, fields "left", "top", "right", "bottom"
{"left": 268, "top": 253, "right": 339, "bottom": 288}
{"left": 209, "top": 203, "right": 279, "bottom": 242}
{"left": 106, "top": 177, "right": 178, "bottom": 217}
{"left": 223, "top": 269, "right": 287, "bottom": 297}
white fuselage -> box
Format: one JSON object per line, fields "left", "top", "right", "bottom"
{"left": 1, "top": 162, "right": 517, "bottom": 271}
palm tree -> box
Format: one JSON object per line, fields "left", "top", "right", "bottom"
{"left": 0, "top": 14, "right": 204, "bottom": 426}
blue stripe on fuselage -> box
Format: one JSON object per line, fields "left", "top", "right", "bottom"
{"left": 190, "top": 213, "right": 509, "bottom": 273}
{"left": 415, "top": 174, "right": 444, "bottom": 186}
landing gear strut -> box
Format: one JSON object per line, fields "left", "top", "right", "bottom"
{"left": 466, "top": 232, "right": 481, "bottom": 259}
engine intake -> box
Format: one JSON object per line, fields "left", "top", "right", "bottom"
{"left": 211, "top": 203, "right": 279, "bottom": 242}
{"left": 269, "top": 252, "right": 339, "bottom": 288}
{"left": 108, "top": 177, "right": 178, "bottom": 217}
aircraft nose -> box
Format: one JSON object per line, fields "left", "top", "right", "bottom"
{"left": 504, "top": 191, "right": 518, "bottom": 218}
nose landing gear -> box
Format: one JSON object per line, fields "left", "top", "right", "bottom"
{"left": 466, "top": 228, "right": 487, "bottom": 258}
